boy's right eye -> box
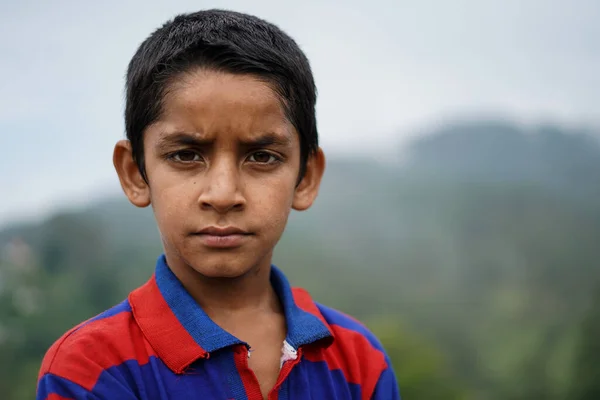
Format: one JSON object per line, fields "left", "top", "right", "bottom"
{"left": 170, "top": 150, "right": 202, "bottom": 163}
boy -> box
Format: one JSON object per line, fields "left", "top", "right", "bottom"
{"left": 36, "top": 9, "right": 400, "bottom": 400}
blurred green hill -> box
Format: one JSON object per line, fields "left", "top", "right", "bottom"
{"left": 1, "top": 119, "right": 599, "bottom": 399}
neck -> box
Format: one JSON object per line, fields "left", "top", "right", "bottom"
{"left": 165, "top": 253, "right": 281, "bottom": 319}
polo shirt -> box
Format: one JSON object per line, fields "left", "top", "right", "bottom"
{"left": 37, "top": 255, "right": 401, "bottom": 399}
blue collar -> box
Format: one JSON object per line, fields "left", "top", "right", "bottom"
{"left": 152, "top": 254, "right": 332, "bottom": 353}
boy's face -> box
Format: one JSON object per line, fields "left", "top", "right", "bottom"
{"left": 114, "top": 69, "right": 325, "bottom": 279}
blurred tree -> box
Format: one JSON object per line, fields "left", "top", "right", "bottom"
{"left": 569, "top": 285, "right": 600, "bottom": 400}
{"left": 368, "top": 318, "right": 467, "bottom": 399}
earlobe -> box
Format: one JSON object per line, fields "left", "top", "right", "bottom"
{"left": 113, "top": 140, "right": 151, "bottom": 208}
{"left": 292, "top": 148, "right": 326, "bottom": 211}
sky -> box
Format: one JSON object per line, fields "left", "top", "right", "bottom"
{"left": 0, "top": 0, "right": 599, "bottom": 226}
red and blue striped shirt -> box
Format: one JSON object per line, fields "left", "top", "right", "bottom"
{"left": 37, "top": 255, "right": 400, "bottom": 399}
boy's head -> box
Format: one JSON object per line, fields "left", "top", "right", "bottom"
{"left": 113, "top": 10, "right": 325, "bottom": 279}
{"left": 125, "top": 9, "right": 318, "bottom": 183}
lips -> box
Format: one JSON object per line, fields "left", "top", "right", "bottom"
{"left": 193, "top": 226, "right": 252, "bottom": 248}
{"left": 196, "top": 226, "right": 249, "bottom": 236}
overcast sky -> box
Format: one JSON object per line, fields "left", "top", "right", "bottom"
{"left": 0, "top": 0, "right": 598, "bottom": 226}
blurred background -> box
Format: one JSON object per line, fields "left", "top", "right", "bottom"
{"left": 1, "top": 0, "right": 599, "bottom": 398}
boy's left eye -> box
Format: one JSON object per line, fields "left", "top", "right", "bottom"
{"left": 248, "top": 151, "right": 278, "bottom": 164}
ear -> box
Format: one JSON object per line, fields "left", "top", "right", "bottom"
{"left": 292, "top": 148, "right": 326, "bottom": 211}
{"left": 113, "top": 140, "right": 151, "bottom": 208}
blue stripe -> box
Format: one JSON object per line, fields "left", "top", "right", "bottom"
{"left": 70, "top": 299, "right": 132, "bottom": 335}
{"left": 270, "top": 266, "right": 332, "bottom": 349}
{"left": 154, "top": 255, "right": 242, "bottom": 352}
{"left": 282, "top": 358, "right": 362, "bottom": 399}
{"left": 371, "top": 363, "right": 401, "bottom": 400}
{"left": 37, "top": 373, "right": 91, "bottom": 399}
{"left": 94, "top": 355, "right": 234, "bottom": 399}
{"left": 316, "top": 303, "right": 385, "bottom": 351}
{"left": 277, "top": 378, "right": 290, "bottom": 400}
{"left": 83, "top": 299, "right": 132, "bottom": 326}
{"left": 215, "top": 349, "right": 248, "bottom": 400}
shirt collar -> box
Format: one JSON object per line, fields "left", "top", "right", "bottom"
{"left": 129, "top": 254, "right": 333, "bottom": 373}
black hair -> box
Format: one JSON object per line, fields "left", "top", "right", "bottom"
{"left": 125, "top": 9, "right": 318, "bottom": 182}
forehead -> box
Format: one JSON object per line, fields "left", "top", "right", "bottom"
{"left": 152, "top": 69, "right": 295, "bottom": 142}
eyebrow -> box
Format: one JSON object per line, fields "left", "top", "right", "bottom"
{"left": 155, "top": 131, "right": 293, "bottom": 150}
{"left": 155, "top": 132, "right": 208, "bottom": 150}
{"left": 239, "top": 132, "right": 292, "bottom": 148}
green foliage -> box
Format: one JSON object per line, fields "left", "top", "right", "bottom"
{"left": 569, "top": 286, "right": 600, "bottom": 400}
{"left": 368, "top": 318, "right": 467, "bottom": 399}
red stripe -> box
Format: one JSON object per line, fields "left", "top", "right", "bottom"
{"left": 233, "top": 346, "right": 263, "bottom": 400}
{"left": 129, "top": 275, "right": 207, "bottom": 373}
{"left": 41, "top": 311, "right": 155, "bottom": 390}
{"left": 304, "top": 324, "right": 387, "bottom": 400}
{"left": 39, "top": 320, "right": 87, "bottom": 381}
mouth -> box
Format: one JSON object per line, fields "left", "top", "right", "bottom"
{"left": 192, "top": 226, "right": 253, "bottom": 248}
{"left": 196, "top": 226, "right": 250, "bottom": 236}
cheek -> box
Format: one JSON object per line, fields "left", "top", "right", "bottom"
{"left": 250, "top": 178, "right": 296, "bottom": 229}
{"left": 150, "top": 178, "right": 198, "bottom": 233}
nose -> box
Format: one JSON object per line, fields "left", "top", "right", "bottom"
{"left": 197, "top": 157, "right": 245, "bottom": 214}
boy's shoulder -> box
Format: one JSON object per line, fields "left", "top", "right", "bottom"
{"left": 37, "top": 298, "right": 150, "bottom": 393}
{"left": 291, "top": 286, "right": 387, "bottom": 353}
{"left": 291, "top": 287, "right": 390, "bottom": 395}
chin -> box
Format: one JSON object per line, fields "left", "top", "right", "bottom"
{"left": 165, "top": 239, "right": 273, "bottom": 280}
{"left": 195, "top": 265, "right": 250, "bottom": 279}
{"left": 185, "top": 253, "right": 256, "bottom": 279}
